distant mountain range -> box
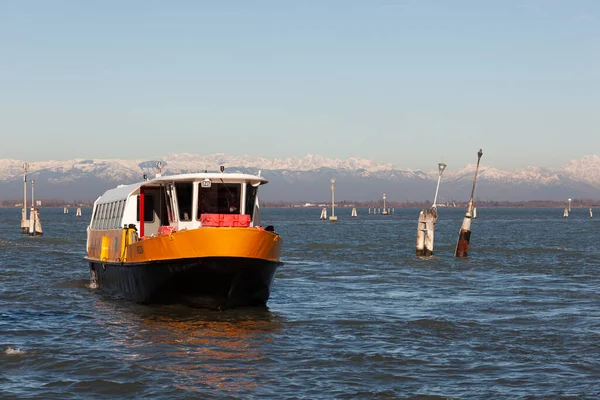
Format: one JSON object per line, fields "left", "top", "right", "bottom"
{"left": 0, "top": 154, "right": 599, "bottom": 202}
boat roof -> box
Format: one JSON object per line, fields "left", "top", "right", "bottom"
{"left": 96, "top": 172, "right": 268, "bottom": 203}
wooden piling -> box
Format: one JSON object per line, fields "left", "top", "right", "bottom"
{"left": 455, "top": 149, "right": 483, "bottom": 257}
{"left": 416, "top": 162, "right": 447, "bottom": 257}
{"left": 28, "top": 179, "right": 43, "bottom": 236}
{"left": 416, "top": 209, "right": 437, "bottom": 256}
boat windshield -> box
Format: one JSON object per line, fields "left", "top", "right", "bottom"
{"left": 198, "top": 183, "right": 241, "bottom": 216}
{"left": 175, "top": 182, "right": 193, "bottom": 221}
{"left": 245, "top": 184, "right": 258, "bottom": 219}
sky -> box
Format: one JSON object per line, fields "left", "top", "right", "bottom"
{"left": 0, "top": 0, "right": 598, "bottom": 170}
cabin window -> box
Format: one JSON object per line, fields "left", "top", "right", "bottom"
{"left": 198, "top": 183, "right": 241, "bottom": 216}
{"left": 118, "top": 200, "right": 125, "bottom": 227}
{"left": 97, "top": 204, "right": 104, "bottom": 229}
{"left": 164, "top": 185, "right": 174, "bottom": 222}
{"left": 107, "top": 202, "right": 114, "bottom": 228}
{"left": 136, "top": 194, "right": 155, "bottom": 222}
{"left": 111, "top": 201, "right": 118, "bottom": 228}
{"left": 104, "top": 203, "right": 111, "bottom": 229}
{"left": 175, "top": 182, "right": 193, "bottom": 221}
{"left": 91, "top": 205, "right": 98, "bottom": 229}
{"left": 92, "top": 204, "right": 99, "bottom": 227}
{"left": 245, "top": 184, "right": 258, "bottom": 219}
{"left": 99, "top": 203, "right": 107, "bottom": 229}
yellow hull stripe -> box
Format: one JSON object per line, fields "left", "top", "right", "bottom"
{"left": 87, "top": 227, "right": 282, "bottom": 263}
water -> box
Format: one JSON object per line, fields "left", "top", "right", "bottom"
{"left": 1, "top": 207, "right": 599, "bottom": 399}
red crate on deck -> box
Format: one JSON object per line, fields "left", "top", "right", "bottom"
{"left": 200, "top": 214, "right": 251, "bottom": 227}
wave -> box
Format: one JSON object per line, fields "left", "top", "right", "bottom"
{"left": 5, "top": 347, "right": 26, "bottom": 355}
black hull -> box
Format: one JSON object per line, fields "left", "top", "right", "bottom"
{"left": 88, "top": 257, "right": 281, "bottom": 309}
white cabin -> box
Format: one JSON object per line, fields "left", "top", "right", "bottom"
{"left": 87, "top": 173, "right": 267, "bottom": 244}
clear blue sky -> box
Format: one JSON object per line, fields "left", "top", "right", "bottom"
{"left": 1, "top": 0, "right": 598, "bottom": 170}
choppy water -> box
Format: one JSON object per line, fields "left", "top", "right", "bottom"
{"left": 1, "top": 207, "right": 599, "bottom": 399}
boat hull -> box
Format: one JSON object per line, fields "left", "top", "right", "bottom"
{"left": 89, "top": 257, "right": 281, "bottom": 309}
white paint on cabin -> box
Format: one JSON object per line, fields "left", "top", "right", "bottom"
{"left": 86, "top": 173, "right": 268, "bottom": 249}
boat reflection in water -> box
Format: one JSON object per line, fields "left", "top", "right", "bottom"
{"left": 92, "top": 299, "right": 283, "bottom": 394}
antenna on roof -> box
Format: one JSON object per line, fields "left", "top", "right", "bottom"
{"left": 156, "top": 161, "right": 164, "bottom": 178}
{"left": 139, "top": 160, "right": 167, "bottom": 181}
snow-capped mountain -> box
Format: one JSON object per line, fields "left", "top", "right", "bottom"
{"left": 0, "top": 154, "right": 598, "bottom": 202}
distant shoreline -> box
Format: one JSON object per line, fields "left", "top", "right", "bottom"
{"left": 263, "top": 199, "right": 598, "bottom": 208}
{"left": 1, "top": 199, "right": 597, "bottom": 209}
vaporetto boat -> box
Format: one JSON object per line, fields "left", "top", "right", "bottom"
{"left": 85, "top": 169, "right": 283, "bottom": 309}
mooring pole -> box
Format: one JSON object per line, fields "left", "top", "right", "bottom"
{"left": 416, "top": 208, "right": 437, "bottom": 256}
{"left": 28, "top": 180, "right": 36, "bottom": 236}
{"left": 416, "top": 162, "right": 446, "bottom": 256}
{"left": 455, "top": 149, "right": 483, "bottom": 257}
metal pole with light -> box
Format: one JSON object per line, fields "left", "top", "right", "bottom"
{"left": 21, "top": 163, "right": 29, "bottom": 233}
{"left": 455, "top": 149, "right": 483, "bottom": 257}
{"left": 329, "top": 178, "right": 338, "bottom": 222}
{"left": 432, "top": 162, "right": 447, "bottom": 209}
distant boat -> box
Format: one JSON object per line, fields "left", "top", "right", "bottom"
{"left": 563, "top": 207, "right": 569, "bottom": 218}
{"left": 320, "top": 207, "right": 327, "bottom": 220}
{"left": 473, "top": 207, "right": 477, "bottom": 219}
{"left": 76, "top": 207, "right": 82, "bottom": 217}
{"left": 351, "top": 207, "right": 357, "bottom": 217}
{"left": 64, "top": 207, "right": 68, "bottom": 214}
{"left": 590, "top": 207, "right": 593, "bottom": 218}
{"left": 381, "top": 193, "right": 389, "bottom": 215}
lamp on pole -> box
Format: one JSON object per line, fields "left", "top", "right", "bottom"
{"left": 432, "top": 162, "right": 447, "bottom": 209}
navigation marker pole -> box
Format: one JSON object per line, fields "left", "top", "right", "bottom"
{"left": 454, "top": 149, "right": 483, "bottom": 257}
{"left": 21, "top": 163, "right": 30, "bottom": 234}
{"left": 329, "top": 178, "right": 338, "bottom": 222}
{"left": 416, "top": 162, "right": 446, "bottom": 256}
